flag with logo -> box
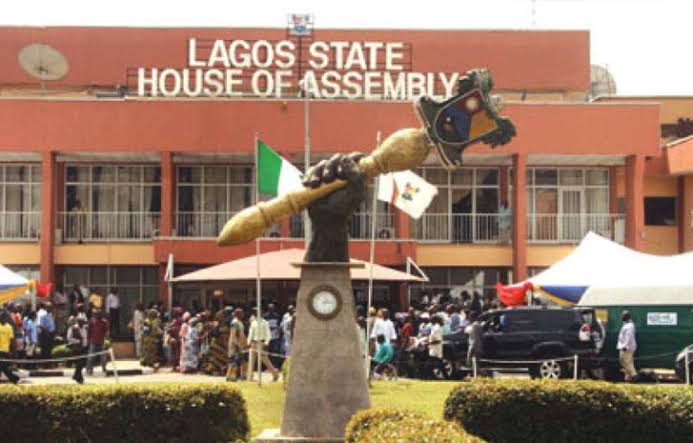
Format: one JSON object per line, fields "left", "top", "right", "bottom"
{"left": 377, "top": 170, "right": 438, "bottom": 219}
{"left": 257, "top": 140, "right": 304, "bottom": 197}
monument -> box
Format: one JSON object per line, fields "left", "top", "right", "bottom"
{"left": 218, "top": 69, "right": 516, "bottom": 443}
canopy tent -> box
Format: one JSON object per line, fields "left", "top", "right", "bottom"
{"left": 0, "top": 264, "right": 34, "bottom": 305}
{"left": 171, "top": 248, "right": 426, "bottom": 283}
{"left": 527, "top": 232, "right": 693, "bottom": 306}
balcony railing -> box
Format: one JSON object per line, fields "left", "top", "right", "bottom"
{"left": 0, "top": 212, "right": 40, "bottom": 240}
{"left": 61, "top": 212, "right": 160, "bottom": 241}
{"left": 176, "top": 211, "right": 280, "bottom": 238}
{"left": 289, "top": 212, "right": 395, "bottom": 239}
{"left": 413, "top": 213, "right": 506, "bottom": 243}
{"left": 528, "top": 213, "right": 625, "bottom": 244}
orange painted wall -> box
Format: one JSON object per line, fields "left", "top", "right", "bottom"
{"left": 0, "top": 244, "right": 40, "bottom": 264}
{"left": 0, "top": 100, "right": 660, "bottom": 158}
{"left": 526, "top": 245, "right": 575, "bottom": 267}
{"left": 0, "top": 27, "right": 590, "bottom": 91}
{"left": 595, "top": 96, "right": 693, "bottom": 124}
{"left": 684, "top": 176, "right": 693, "bottom": 251}
{"left": 417, "top": 244, "right": 512, "bottom": 267}
{"left": 644, "top": 176, "right": 678, "bottom": 196}
{"left": 643, "top": 226, "right": 679, "bottom": 255}
{"left": 54, "top": 244, "right": 157, "bottom": 265}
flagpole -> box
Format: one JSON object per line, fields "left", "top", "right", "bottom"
{"left": 254, "top": 133, "right": 262, "bottom": 387}
{"left": 365, "top": 131, "right": 381, "bottom": 379}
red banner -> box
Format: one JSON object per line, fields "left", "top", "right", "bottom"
{"left": 496, "top": 281, "right": 532, "bottom": 306}
{"left": 36, "top": 282, "right": 53, "bottom": 298}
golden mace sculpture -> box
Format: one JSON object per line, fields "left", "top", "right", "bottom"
{"left": 218, "top": 69, "right": 516, "bottom": 247}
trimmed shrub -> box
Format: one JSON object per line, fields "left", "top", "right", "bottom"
{"left": 346, "top": 409, "right": 486, "bottom": 443}
{"left": 0, "top": 383, "right": 249, "bottom": 443}
{"left": 444, "top": 379, "right": 693, "bottom": 443}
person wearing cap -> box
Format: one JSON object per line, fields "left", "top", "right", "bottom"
{"left": 617, "top": 310, "right": 638, "bottom": 382}
{"left": 67, "top": 316, "right": 88, "bottom": 384}
{"left": 247, "top": 309, "right": 280, "bottom": 381}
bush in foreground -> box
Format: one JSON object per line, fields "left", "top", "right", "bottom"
{"left": 346, "top": 408, "right": 486, "bottom": 443}
{"left": 444, "top": 379, "right": 693, "bottom": 443}
{"left": 0, "top": 383, "right": 249, "bottom": 443}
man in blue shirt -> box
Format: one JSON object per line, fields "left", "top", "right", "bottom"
{"left": 37, "top": 303, "right": 56, "bottom": 364}
{"left": 371, "top": 334, "right": 394, "bottom": 379}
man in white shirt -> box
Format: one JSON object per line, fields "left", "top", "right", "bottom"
{"left": 617, "top": 310, "right": 638, "bottom": 382}
{"left": 370, "top": 309, "right": 397, "bottom": 344}
{"left": 247, "top": 311, "right": 280, "bottom": 381}
{"left": 105, "top": 288, "right": 121, "bottom": 337}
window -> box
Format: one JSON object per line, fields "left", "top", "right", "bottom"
{"left": 527, "top": 168, "right": 612, "bottom": 243}
{"left": 644, "top": 197, "right": 676, "bottom": 226}
{"left": 176, "top": 165, "right": 253, "bottom": 237}
{"left": 411, "top": 267, "right": 510, "bottom": 304}
{"left": 412, "top": 167, "right": 500, "bottom": 242}
{"left": 64, "top": 165, "right": 161, "bottom": 240}
{"left": 0, "top": 164, "right": 41, "bottom": 239}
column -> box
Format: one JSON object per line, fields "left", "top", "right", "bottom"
{"left": 624, "top": 155, "right": 645, "bottom": 250}
{"left": 512, "top": 154, "right": 527, "bottom": 282}
{"left": 394, "top": 208, "right": 409, "bottom": 239}
{"left": 40, "top": 151, "right": 56, "bottom": 284}
{"left": 160, "top": 151, "right": 175, "bottom": 237}
{"left": 678, "top": 176, "right": 685, "bottom": 253}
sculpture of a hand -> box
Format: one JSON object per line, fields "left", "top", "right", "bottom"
{"left": 302, "top": 153, "right": 366, "bottom": 262}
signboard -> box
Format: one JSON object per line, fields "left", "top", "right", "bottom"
{"left": 132, "top": 38, "right": 462, "bottom": 100}
{"left": 646, "top": 312, "right": 677, "bottom": 326}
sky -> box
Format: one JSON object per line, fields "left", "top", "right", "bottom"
{"left": 3, "top": 0, "right": 692, "bottom": 95}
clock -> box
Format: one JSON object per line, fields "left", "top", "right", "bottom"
{"left": 307, "top": 285, "right": 343, "bottom": 320}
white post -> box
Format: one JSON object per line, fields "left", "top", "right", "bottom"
{"left": 365, "top": 132, "right": 381, "bottom": 380}
{"left": 686, "top": 349, "right": 690, "bottom": 386}
{"left": 473, "top": 356, "right": 478, "bottom": 379}
{"left": 254, "top": 133, "right": 263, "bottom": 387}
{"left": 109, "top": 348, "right": 119, "bottom": 384}
{"left": 573, "top": 354, "right": 579, "bottom": 380}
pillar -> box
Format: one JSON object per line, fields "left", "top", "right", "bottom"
{"left": 625, "top": 155, "right": 645, "bottom": 250}
{"left": 512, "top": 154, "right": 527, "bottom": 282}
{"left": 40, "top": 151, "right": 56, "bottom": 284}
{"left": 394, "top": 208, "right": 409, "bottom": 239}
{"left": 160, "top": 151, "right": 175, "bottom": 237}
{"left": 678, "top": 176, "right": 685, "bottom": 253}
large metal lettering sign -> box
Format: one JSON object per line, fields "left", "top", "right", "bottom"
{"left": 131, "top": 38, "right": 464, "bottom": 100}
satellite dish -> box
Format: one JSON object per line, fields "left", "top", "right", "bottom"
{"left": 589, "top": 64, "right": 617, "bottom": 99}
{"left": 18, "top": 44, "right": 69, "bottom": 81}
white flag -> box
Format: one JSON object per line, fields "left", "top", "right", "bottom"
{"left": 377, "top": 171, "right": 438, "bottom": 219}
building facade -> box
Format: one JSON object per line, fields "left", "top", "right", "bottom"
{"left": 1, "top": 26, "right": 683, "bottom": 330}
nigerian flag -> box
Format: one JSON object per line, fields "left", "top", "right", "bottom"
{"left": 257, "top": 140, "right": 304, "bottom": 196}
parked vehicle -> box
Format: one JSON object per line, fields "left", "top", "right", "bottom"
{"left": 675, "top": 344, "right": 693, "bottom": 383}
{"left": 442, "top": 307, "right": 604, "bottom": 379}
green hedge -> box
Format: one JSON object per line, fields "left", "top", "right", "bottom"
{"left": 444, "top": 379, "right": 693, "bottom": 443}
{"left": 0, "top": 383, "right": 249, "bottom": 443}
{"left": 345, "top": 409, "right": 485, "bottom": 443}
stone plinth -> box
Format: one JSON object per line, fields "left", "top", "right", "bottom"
{"left": 260, "top": 262, "right": 370, "bottom": 442}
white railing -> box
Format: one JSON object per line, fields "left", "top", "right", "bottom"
{"left": 528, "top": 213, "right": 624, "bottom": 243}
{"left": 0, "top": 212, "right": 40, "bottom": 240}
{"left": 413, "top": 213, "right": 507, "bottom": 243}
{"left": 176, "top": 212, "right": 280, "bottom": 238}
{"left": 61, "top": 212, "right": 160, "bottom": 241}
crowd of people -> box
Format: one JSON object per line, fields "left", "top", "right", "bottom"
{"left": 0, "top": 281, "right": 501, "bottom": 384}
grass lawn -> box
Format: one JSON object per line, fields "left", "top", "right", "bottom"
{"left": 234, "top": 380, "right": 458, "bottom": 438}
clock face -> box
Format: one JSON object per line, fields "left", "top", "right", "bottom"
{"left": 307, "top": 286, "right": 342, "bottom": 320}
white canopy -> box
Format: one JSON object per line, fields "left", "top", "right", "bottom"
{"left": 530, "top": 232, "right": 693, "bottom": 305}
{"left": 0, "top": 264, "right": 28, "bottom": 289}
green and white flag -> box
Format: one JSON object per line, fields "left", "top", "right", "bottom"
{"left": 257, "top": 140, "right": 304, "bottom": 197}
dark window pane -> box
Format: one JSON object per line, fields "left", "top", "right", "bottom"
{"left": 644, "top": 197, "right": 676, "bottom": 226}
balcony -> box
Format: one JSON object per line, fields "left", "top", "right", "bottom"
{"left": 176, "top": 212, "right": 280, "bottom": 238}
{"left": 527, "top": 213, "right": 625, "bottom": 244}
{"left": 61, "top": 212, "right": 160, "bottom": 241}
{"left": 289, "top": 212, "right": 395, "bottom": 239}
{"left": 0, "top": 212, "right": 40, "bottom": 240}
{"left": 413, "top": 213, "right": 506, "bottom": 243}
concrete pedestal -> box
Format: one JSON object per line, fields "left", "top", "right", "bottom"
{"left": 258, "top": 263, "right": 370, "bottom": 442}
